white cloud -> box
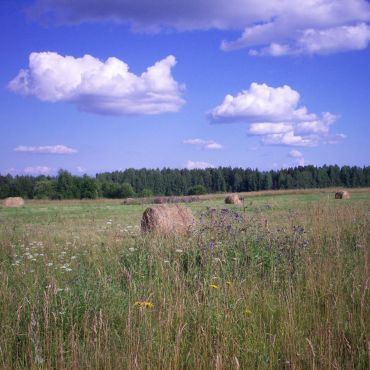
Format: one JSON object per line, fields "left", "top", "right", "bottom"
{"left": 183, "top": 139, "right": 207, "bottom": 145}
{"left": 15, "top": 144, "right": 77, "bottom": 154}
{"left": 209, "top": 83, "right": 314, "bottom": 123}
{"left": 76, "top": 166, "right": 86, "bottom": 173}
{"left": 289, "top": 149, "right": 303, "bottom": 158}
{"left": 24, "top": 166, "right": 51, "bottom": 175}
{"left": 325, "top": 133, "right": 347, "bottom": 144}
{"left": 262, "top": 132, "right": 320, "bottom": 147}
{"left": 209, "top": 82, "right": 345, "bottom": 147}
{"left": 29, "top": 0, "right": 370, "bottom": 56}
{"left": 248, "top": 123, "right": 293, "bottom": 135}
{"left": 186, "top": 160, "right": 215, "bottom": 170}
{"left": 288, "top": 150, "right": 305, "bottom": 166}
{"left": 9, "top": 52, "right": 185, "bottom": 116}
{"left": 248, "top": 23, "right": 370, "bottom": 56}
{"left": 183, "top": 138, "right": 223, "bottom": 150}
{"left": 206, "top": 142, "right": 223, "bottom": 150}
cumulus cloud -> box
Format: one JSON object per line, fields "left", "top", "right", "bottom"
{"left": 183, "top": 138, "right": 223, "bottom": 150}
{"left": 209, "top": 82, "right": 345, "bottom": 147}
{"left": 186, "top": 160, "right": 215, "bottom": 170}
{"left": 288, "top": 150, "right": 305, "bottom": 166}
{"left": 29, "top": 0, "right": 370, "bottom": 56}
{"left": 8, "top": 52, "right": 185, "bottom": 115}
{"left": 248, "top": 123, "right": 293, "bottom": 135}
{"left": 289, "top": 149, "right": 303, "bottom": 158}
{"left": 15, "top": 144, "right": 77, "bottom": 154}
{"left": 24, "top": 166, "right": 51, "bottom": 175}
{"left": 209, "top": 83, "right": 314, "bottom": 123}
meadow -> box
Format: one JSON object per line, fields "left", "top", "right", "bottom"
{"left": 0, "top": 189, "right": 369, "bottom": 369}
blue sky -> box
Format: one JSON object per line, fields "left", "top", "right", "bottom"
{"left": 1, "top": 0, "right": 369, "bottom": 176}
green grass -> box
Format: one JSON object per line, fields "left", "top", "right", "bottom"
{"left": 0, "top": 190, "right": 369, "bottom": 369}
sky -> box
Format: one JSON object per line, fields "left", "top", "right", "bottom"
{"left": 1, "top": 0, "right": 369, "bottom": 176}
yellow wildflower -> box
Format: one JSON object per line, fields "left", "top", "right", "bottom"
{"left": 209, "top": 284, "right": 219, "bottom": 289}
{"left": 134, "top": 301, "right": 154, "bottom": 309}
{"left": 245, "top": 308, "right": 252, "bottom": 315}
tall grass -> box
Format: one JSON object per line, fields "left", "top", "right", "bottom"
{"left": 0, "top": 200, "right": 369, "bottom": 369}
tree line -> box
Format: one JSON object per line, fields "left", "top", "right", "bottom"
{"left": 0, "top": 165, "right": 369, "bottom": 200}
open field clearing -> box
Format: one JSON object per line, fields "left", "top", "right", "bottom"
{"left": 1, "top": 189, "right": 369, "bottom": 369}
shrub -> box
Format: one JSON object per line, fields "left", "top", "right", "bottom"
{"left": 188, "top": 184, "right": 207, "bottom": 195}
{"left": 140, "top": 188, "right": 154, "bottom": 198}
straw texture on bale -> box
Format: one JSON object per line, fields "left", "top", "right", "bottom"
{"left": 335, "top": 191, "right": 350, "bottom": 199}
{"left": 141, "top": 204, "right": 195, "bottom": 235}
{"left": 3, "top": 197, "right": 25, "bottom": 208}
{"left": 225, "top": 194, "right": 242, "bottom": 205}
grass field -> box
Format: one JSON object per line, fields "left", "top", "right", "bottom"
{"left": 1, "top": 189, "right": 369, "bottom": 369}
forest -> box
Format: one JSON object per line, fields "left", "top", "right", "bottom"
{"left": 0, "top": 165, "right": 369, "bottom": 199}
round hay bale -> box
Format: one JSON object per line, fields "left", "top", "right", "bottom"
{"left": 225, "top": 194, "right": 242, "bottom": 205}
{"left": 122, "top": 198, "right": 135, "bottom": 205}
{"left": 141, "top": 204, "right": 195, "bottom": 235}
{"left": 3, "top": 197, "right": 25, "bottom": 208}
{"left": 154, "top": 197, "right": 165, "bottom": 204}
{"left": 335, "top": 191, "right": 350, "bottom": 199}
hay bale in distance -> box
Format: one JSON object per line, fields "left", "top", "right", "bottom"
{"left": 225, "top": 194, "right": 242, "bottom": 205}
{"left": 122, "top": 198, "right": 135, "bottom": 205}
{"left": 141, "top": 204, "right": 195, "bottom": 235}
{"left": 335, "top": 191, "right": 350, "bottom": 199}
{"left": 3, "top": 197, "right": 25, "bottom": 208}
{"left": 153, "top": 197, "right": 165, "bottom": 204}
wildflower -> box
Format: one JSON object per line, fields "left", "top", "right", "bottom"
{"left": 175, "top": 249, "right": 183, "bottom": 253}
{"left": 245, "top": 309, "right": 252, "bottom": 315}
{"left": 164, "top": 260, "right": 170, "bottom": 264}
{"left": 129, "top": 247, "right": 135, "bottom": 252}
{"left": 134, "top": 301, "right": 154, "bottom": 309}
{"left": 71, "top": 256, "right": 77, "bottom": 259}
{"left": 65, "top": 268, "right": 72, "bottom": 272}
{"left": 209, "top": 284, "right": 219, "bottom": 289}
{"left": 209, "top": 241, "right": 215, "bottom": 249}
